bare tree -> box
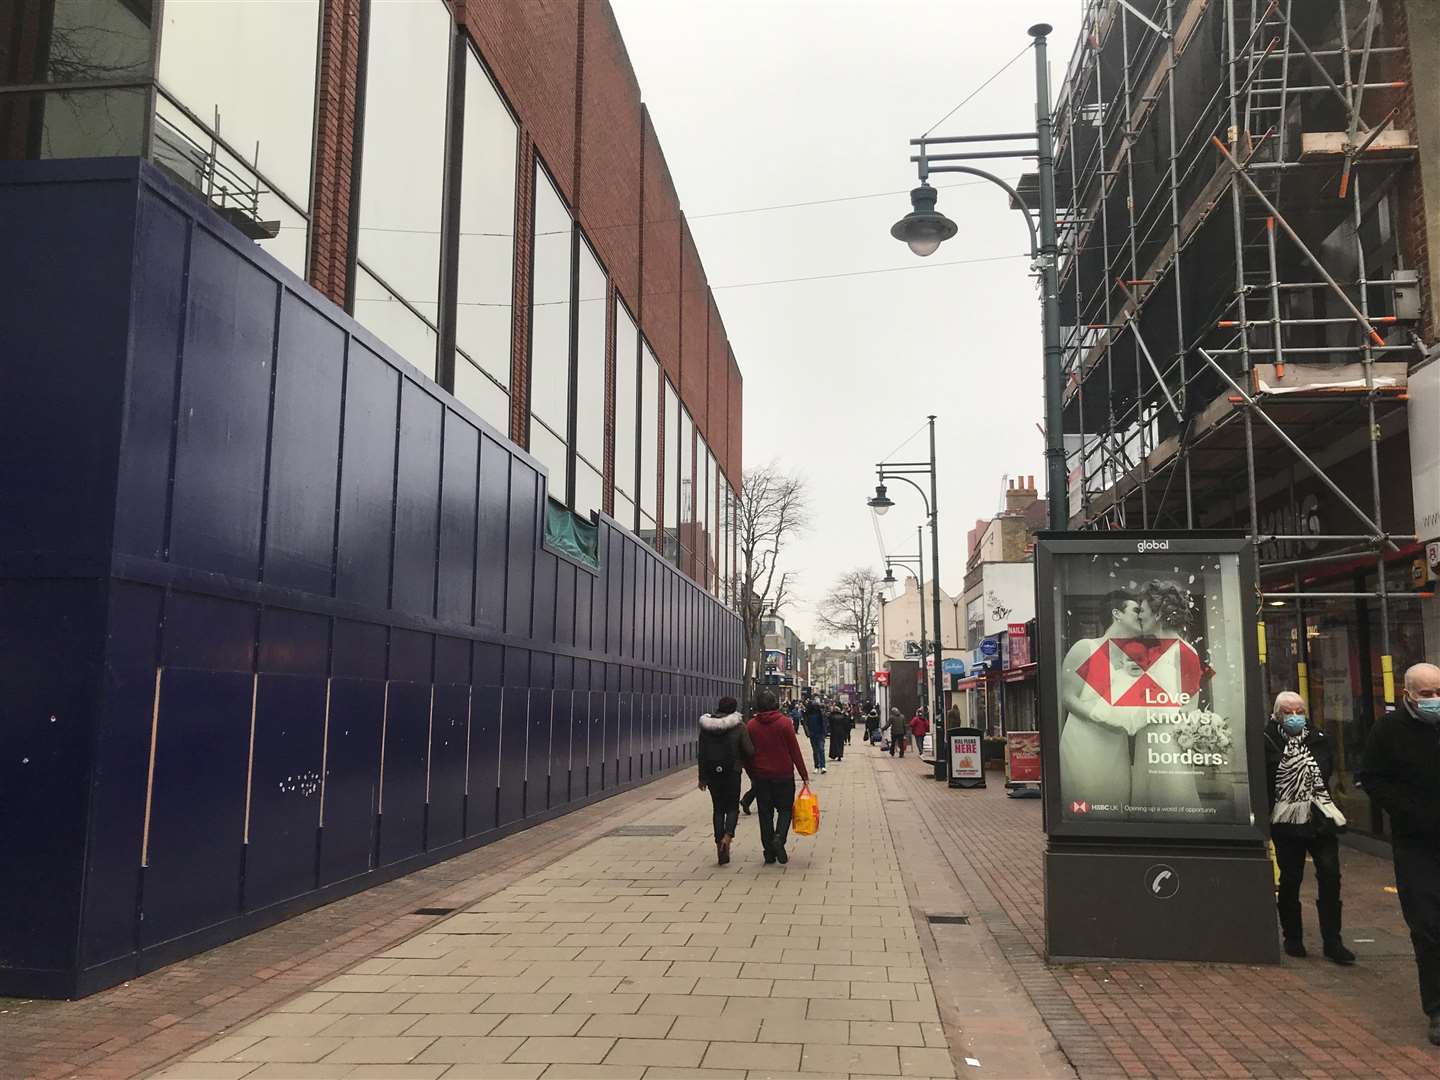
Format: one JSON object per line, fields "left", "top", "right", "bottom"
{"left": 732, "top": 464, "right": 809, "bottom": 709}
{"left": 816, "top": 568, "right": 884, "bottom": 705}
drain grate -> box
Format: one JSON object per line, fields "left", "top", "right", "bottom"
{"left": 607, "top": 824, "right": 685, "bottom": 837}
{"left": 412, "top": 907, "right": 457, "bottom": 916}
{"left": 654, "top": 794, "right": 683, "bottom": 800}
{"left": 885, "top": 798, "right": 910, "bottom": 802}
{"left": 927, "top": 914, "right": 971, "bottom": 925}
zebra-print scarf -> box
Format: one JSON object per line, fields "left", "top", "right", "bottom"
{"left": 1271, "top": 731, "right": 1347, "bottom": 828}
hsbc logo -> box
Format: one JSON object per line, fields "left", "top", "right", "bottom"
{"left": 1136, "top": 539, "right": 1170, "bottom": 552}
{"left": 1070, "top": 800, "right": 1090, "bottom": 815}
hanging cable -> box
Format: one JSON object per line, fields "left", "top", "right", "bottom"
{"left": 922, "top": 41, "right": 1034, "bottom": 137}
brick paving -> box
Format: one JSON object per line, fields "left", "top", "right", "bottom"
{"left": 154, "top": 747, "right": 956, "bottom": 1080}
{"left": 889, "top": 761, "right": 1440, "bottom": 1079}
{"left": 0, "top": 772, "right": 708, "bottom": 1080}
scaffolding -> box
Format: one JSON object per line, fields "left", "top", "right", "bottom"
{"left": 1049, "top": 0, "right": 1430, "bottom": 704}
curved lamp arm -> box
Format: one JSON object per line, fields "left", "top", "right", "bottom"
{"left": 917, "top": 161, "right": 1038, "bottom": 259}
{"left": 877, "top": 471, "right": 931, "bottom": 517}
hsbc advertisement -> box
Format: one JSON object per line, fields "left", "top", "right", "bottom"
{"left": 1035, "top": 533, "right": 1265, "bottom": 841}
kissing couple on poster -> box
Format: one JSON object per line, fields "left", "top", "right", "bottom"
{"left": 1058, "top": 580, "right": 1208, "bottom": 818}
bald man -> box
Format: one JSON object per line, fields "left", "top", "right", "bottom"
{"left": 1359, "top": 662, "right": 1440, "bottom": 1044}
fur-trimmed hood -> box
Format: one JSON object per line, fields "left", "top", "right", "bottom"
{"left": 699, "top": 711, "right": 744, "bottom": 732}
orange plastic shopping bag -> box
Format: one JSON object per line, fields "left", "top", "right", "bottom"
{"left": 792, "top": 783, "right": 820, "bottom": 836}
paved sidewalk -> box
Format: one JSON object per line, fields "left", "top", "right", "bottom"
{"left": 888, "top": 762, "right": 1440, "bottom": 1080}
{"left": 157, "top": 748, "right": 958, "bottom": 1079}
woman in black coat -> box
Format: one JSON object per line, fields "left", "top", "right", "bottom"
{"left": 698, "top": 696, "right": 754, "bottom": 865}
{"left": 1264, "top": 690, "right": 1354, "bottom": 964}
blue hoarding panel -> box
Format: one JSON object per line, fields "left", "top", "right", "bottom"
{"left": 81, "top": 583, "right": 161, "bottom": 969}
{"left": 113, "top": 197, "right": 187, "bottom": 560}
{"left": 336, "top": 342, "right": 398, "bottom": 609}
{"left": 438, "top": 416, "right": 479, "bottom": 625}
{"left": 499, "top": 649, "right": 529, "bottom": 825}
{"left": 264, "top": 297, "right": 345, "bottom": 593}
{"left": 475, "top": 435, "right": 509, "bottom": 630}
{"left": 467, "top": 683, "right": 501, "bottom": 836}
{"left": 393, "top": 381, "right": 442, "bottom": 618}
{"left": 319, "top": 676, "right": 383, "bottom": 886}
{"left": 245, "top": 672, "right": 326, "bottom": 909}
{"left": 505, "top": 462, "right": 537, "bottom": 638}
{"left": 428, "top": 683, "right": 468, "bottom": 849}
{"left": 168, "top": 229, "right": 276, "bottom": 580}
{"left": 379, "top": 630, "right": 431, "bottom": 865}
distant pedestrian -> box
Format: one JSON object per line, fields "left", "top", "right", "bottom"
{"left": 887, "top": 707, "right": 908, "bottom": 758}
{"left": 909, "top": 710, "right": 930, "bottom": 758}
{"left": 746, "top": 689, "right": 811, "bottom": 865}
{"left": 1359, "top": 662, "right": 1440, "bottom": 1044}
{"left": 828, "top": 705, "right": 849, "bottom": 762}
{"left": 803, "top": 697, "right": 828, "bottom": 773}
{"left": 697, "top": 696, "right": 753, "bottom": 866}
{"left": 866, "top": 707, "right": 880, "bottom": 743}
{"left": 1263, "top": 691, "right": 1353, "bottom": 964}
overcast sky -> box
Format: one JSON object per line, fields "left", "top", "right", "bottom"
{"left": 610, "top": 0, "right": 1083, "bottom": 647}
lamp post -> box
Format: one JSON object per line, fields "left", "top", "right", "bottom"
{"left": 882, "top": 525, "right": 930, "bottom": 752}
{"left": 869, "top": 416, "right": 947, "bottom": 781}
{"left": 889, "top": 23, "right": 1066, "bottom": 533}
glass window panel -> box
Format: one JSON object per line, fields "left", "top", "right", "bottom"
{"left": 0, "top": 86, "right": 144, "bottom": 159}
{"left": 614, "top": 493, "right": 635, "bottom": 535}
{"left": 639, "top": 343, "right": 659, "bottom": 519}
{"left": 640, "top": 510, "right": 658, "bottom": 552}
{"left": 530, "top": 421, "right": 567, "bottom": 502}
{"left": 679, "top": 407, "right": 694, "bottom": 564}
{"left": 663, "top": 380, "right": 679, "bottom": 538}
{"left": 157, "top": 0, "right": 319, "bottom": 209}
{"left": 355, "top": 265, "right": 437, "bottom": 380}
{"left": 575, "top": 235, "right": 605, "bottom": 469}
{"left": 576, "top": 461, "right": 602, "bottom": 522}
{"left": 529, "top": 162, "right": 571, "bottom": 436}
{"left": 1, "top": 0, "right": 153, "bottom": 86}
{"left": 456, "top": 47, "right": 516, "bottom": 393}
{"left": 150, "top": 95, "right": 305, "bottom": 275}
{"left": 455, "top": 354, "right": 510, "bottom": 434}
{"left": 356, "top": 0, "right": 449, "bottom": 367}
{"left": 613, "top": 301, "right": 638, "bottom": 501}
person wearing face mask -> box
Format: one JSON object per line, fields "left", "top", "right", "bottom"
{"left": 1263, "top": 691, "right": 1353, "bottom": 964}
{"left": 1360, "top": 662, "right": 1440, "bottom": 1044}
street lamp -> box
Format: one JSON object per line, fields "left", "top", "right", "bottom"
{"left": 867, "top": 414, "right": 947, "bottom": 781}
{"left": 890, "top": 23, "right": 1066, "bottom": 532}
{"left": 885, "top": 524, "right": 931, "bottom": 755}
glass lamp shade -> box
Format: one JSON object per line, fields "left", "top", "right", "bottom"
{"left": 890, "top": 185, "right": 958, "bottom": 257}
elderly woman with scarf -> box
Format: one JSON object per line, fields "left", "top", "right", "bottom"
{"left": 1264, "top": 691, "right": 1355, "bottom": 965}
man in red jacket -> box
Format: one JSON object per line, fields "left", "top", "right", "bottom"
{"left": 746, "top": 689, "right": 811, "bottom": 865}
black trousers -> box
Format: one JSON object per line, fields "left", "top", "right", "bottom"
{"left": 1272, "top": 831, "right": 1342, "bottom": 944}
{"left": 706, "top": 770, "right": 742, "bottom": 842}
{"left": 830, "top": 731, "right": 845, "bottom": 760}
{"left": 753, "top": 776, "right": 796, "bottom": 857}
{"left": 1394, "top": 842, "right": 1440, "bottom": 1017}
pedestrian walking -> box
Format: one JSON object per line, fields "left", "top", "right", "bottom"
{"left": 745, "top": 689, "right": 810, "bottom": 865}
{"left": 909, "top": 709, "right": 930, "bottom": 759}
{"left": 866, "top": 707, "right": 880, "bottom": 744}
{"left": 697, "top": 696, "right": 753, "bottom": 866}
{"left": 828, "top": 704, "right": 849, "bottom": 762}
{"left": 1263, "top": 691, "right": 1354, "bottom": 964}
{"left": 803, "top": 696, "right": 828, "bottom": 773}
{"left": 887, "top": 707, "right": 908, "bottom": 758}
{"left": 1359, "top": 662, "right": 1440, "bottom": 1043}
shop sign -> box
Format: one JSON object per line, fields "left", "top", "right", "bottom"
{"left": 1007, "top": 731, "right": 1042, "bottom": 783}
{"left": 874, "top": 670, "right": 890, "bottom": 686}
{"left": 942, "top": 658, "right": 967, "bottom": 676}
{"left": 950, "top": 734, "right": 984, "bottom": 780}
{"left": 980, "top": 637, "right": 1000, "bottom": 657}
{"left": 1008, "top": 623, "right": 1031, "bottom": 667}
{"left": 1034, "top": 534, "right": 1264, "bottom": 843}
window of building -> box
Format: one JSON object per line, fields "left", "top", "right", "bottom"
{"left": 705, "top": 447, "right": 717, "bottom": 591}
{"left": 529, "top": 160, "right": 573, "bottom": 501}
{"left": 663, "top": 379, "right": 679, "bottom": 560}
{"left": 454, "top": 44, "right": 518, "bottom": 434}
{"left": 639, "top": 343, "right": 660, "bottom": 538}
{"left": 354, "top": 0, "right": 451, "bottom": 379}
{"left": 613, "top": 300, "right": 639, "bottom": 531}
{"left": 677, "top": 406, "right": 694, "bottom": 572}
{"left": 574, "top": 234, "right": 606, "bottom": 519}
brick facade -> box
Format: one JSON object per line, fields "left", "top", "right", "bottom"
{"left": 305, "top": 0, "right": 742, "bottom": 513}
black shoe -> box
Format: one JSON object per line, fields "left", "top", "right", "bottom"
{"left": 1428, "top": 1013, "right": 1440, "bottom": 1046}
{"left": 1283, "top": 939, "right": 1307, "bottom": 958}
{"left": 763, "top": 853, "right": 776, "bottom": 865}
{"left": 1323, "top": 940, "right": 1356, "bottom": 965}
{"left": 775, "top": 846, "right": 788, "bottom": 864}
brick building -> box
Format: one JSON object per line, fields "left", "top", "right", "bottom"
{"left": 0, "top": 0, "right": 744, "bottom": 997}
